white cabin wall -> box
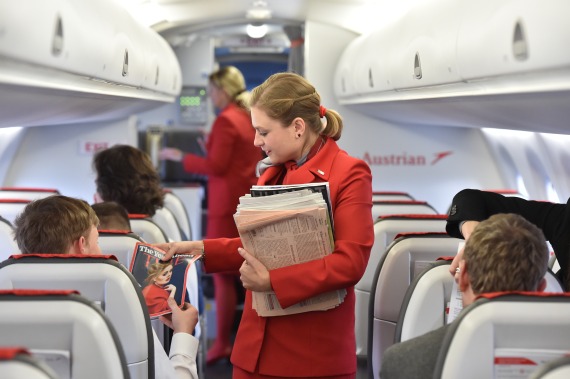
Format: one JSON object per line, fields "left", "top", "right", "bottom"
{"left": 304, "top": 19, "right": 506, "bottom": 214}
{"left": 2, "top": 118, "right": 137, "bottom": 202}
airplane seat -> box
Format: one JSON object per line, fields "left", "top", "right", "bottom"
{"left": 544, "top": 268, "right": 564, "bottom": 292}
{"left": 0, "top": 187, "right": 60, "bottom": 201}
{"left": 394, "top": 259, "right": 454, "bottom": 344}
{"left": 0, "top": 255, "right": 153, "bottom": 379}
{"left": 529, "top": 356, "right": 570, "bottom": 379}
{"left": 163, "top": 190, "right": 192, "bottom": 240}
{"left": 128, "top": 214, "right": 169, "bottom": 243}
{"left": 371, "top": 200, "right": 438, "bottom": 221}
{"left": 0, "top": 347, "right": 59, "bottom": 379}
{"left": 372, "top": 191, "right": 414, "bottom": 201}
{"left": 395, "top": 261, "right": 564, "bottom": 345}
{"left": 433, "top": 292, "right": 570, "bottom": 379}
{"left": 98, "top": 230, "right": 144, "bottom": 269}
{"left": 0, "top": 216, "right": 19, "bottom": 262}
{"left": 152, "top": 207, "right": 185, "bottom": 241}
{"left": 367, "top": 232, "right": 463, "bottom": 379}
{"left": 354, "top": 214, "right": 448, "bottom": 357}
{"left": 0, "top": 289, "right": 130, "bottom": 379}
{"left": 0, "top": 199, "right": 30, "bottom": 224}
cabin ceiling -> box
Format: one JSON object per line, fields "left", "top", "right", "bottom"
{"left": 121, "top": 0, "right": 366, "bottom": 49}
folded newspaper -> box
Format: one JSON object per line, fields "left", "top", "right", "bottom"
{"left": 234, "top": 183, "right": 346, "bottom": 317}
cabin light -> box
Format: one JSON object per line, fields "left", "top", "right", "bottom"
{"left": 247, "top": 24, "right": 268, "bottom": 39}
{"left": 246, "top": 0, "right": 272, "bottom": 20}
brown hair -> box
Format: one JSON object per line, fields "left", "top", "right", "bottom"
{"left": 91, "top": 201, "right": 131, "bottom": 231}
{"left": 93, "top": 145, "right": 164, "bottom": 216}
{"left": 209, "top": 66, "right": 250, "bottom": 111}
{"left": 14, "top": 195, "right": 99, "bottom": 254}
{"left": 464, "top": 213, "right": 548, "bottom": 294}
{"left": 145, "top": 261, "right": 173, "bottom": 284}
{"left": 249, "top": 72, "right": 343, "bottom": 140}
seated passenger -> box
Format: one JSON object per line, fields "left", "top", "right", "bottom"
{"left": 92, "top": 144, "right": 164, "bottom": 216}
{"left": 91, "top": 201, "right": 131, "bottom": 231}
{"left": 446, "top": 188, "right": 570, "bottom": 290}
{"left": 380, "top": 213, "right": 549, "bottom": 379}
{"left": 13, "top": 195, "right": 199, "bottom": 379}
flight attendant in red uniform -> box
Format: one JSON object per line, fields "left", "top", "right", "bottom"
{"left": 157, "top": 72, "right": 374, "bottom": 379}
{"left": 160, "top": 66, "right": 260, "bottom": 364}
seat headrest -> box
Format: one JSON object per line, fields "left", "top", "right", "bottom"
{"left": 0, "top": 347, "right": 31, "bottom": 360}
{"left": 0, "top": 289, "right": 79, "bottom": 296}
{"left": 8, "top": 254, "right": 118, "bottom": 262}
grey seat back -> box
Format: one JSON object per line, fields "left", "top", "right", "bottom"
{"left": 0, "top": 289, "right": 130, "bottom": 379}
{"left": 368, "top": 233, "right": 462, "bottom": 379}
{"left": 0, "top": 255, "right": 153, "bottom": 379}
{"left": 355, "top": 214, "right": 447, "bottom": 357}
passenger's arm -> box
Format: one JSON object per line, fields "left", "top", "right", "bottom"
{"left": 163, "top": 297, "right": 200, "bottom": 379}
{"left": 169, "top": 334, "right": 199, "bottom": 379}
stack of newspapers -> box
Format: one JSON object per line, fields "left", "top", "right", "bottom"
{"left": 234, "top": 183, "right": 346, "bottom": 317}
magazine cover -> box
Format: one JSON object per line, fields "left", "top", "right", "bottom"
{"left": 129, "top": 242, "right": 200, "bottom": 317}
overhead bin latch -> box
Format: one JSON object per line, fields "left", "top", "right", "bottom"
{"left": 52, "top": 15, "right": 63, "bottom": 56}
{"left": 414, "top": 52, "right": 422, "bottom": 80}
{"left": 513, "top": 20, "right": 528, "bottom": 61}
{"left": 368, "top": 68, "right": 374, "bottom": 88}
{"left": 122, "top": 49, "right": 129, "bottom": 77}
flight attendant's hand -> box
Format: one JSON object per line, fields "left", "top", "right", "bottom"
{"left": 159, "top": 147, "right": 183, "bottom": 162}
{"left": 154, "top": 241, "right": 204, "bottom": 261}
{"left": 238, "top": 248, "right": 271, "bottom": 292}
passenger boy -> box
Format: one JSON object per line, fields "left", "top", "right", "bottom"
{"left": 13, "top": 195, "right": 199, "bottom": 379}
{"left": 380, "top": 213, "right": 549, "bottom": 379}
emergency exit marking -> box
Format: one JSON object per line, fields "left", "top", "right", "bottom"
{"left": 78, "top": 141, "right": 119, "bottom": 155}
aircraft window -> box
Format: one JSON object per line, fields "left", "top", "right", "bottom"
{"left": 496, "top": 144, "right": 527, "bottom": 197}
{"left": 546, "top": 181, "right": 560, "bottom": 203}
{"left": 561, "top": 151, "right": 570, "bottom": 179}
{"left": 526, "top": 148, "right": 559, "bottom": 202}
{"left": 515, "top": 175, "right": 529, "bottom": 199}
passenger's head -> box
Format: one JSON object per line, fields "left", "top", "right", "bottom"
{"left": 145, "top": 261, "right": 173, "bottom": 286}
{"left": 250, "top": 72, "right": 343, "bottom": 142}
{"left": 14, "top": 195, "right": 101, "bottom": 255}
{"left": 208, "top": 66, "right": 249, "bottom": 111}
{"left": 458, "top": 213, "right": 548, "bottom": 305}
{"left": 93, "top": 145, "right": 164, "bottom": 216}
{"left": 91, "top": 201, "right": 131, "bottom": 231}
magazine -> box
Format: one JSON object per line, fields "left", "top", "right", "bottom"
{"left": 235, "top": 183, "right": 345, "bottom": 317}
{"left": 129, "top": 242, "right": 200, "bottom": 318}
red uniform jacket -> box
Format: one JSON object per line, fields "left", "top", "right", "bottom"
{"left": 182, "top": 102, "right": 260, "bottom": 238}
{"left": 204, "top": 138, "right": 374, "bottom": 377}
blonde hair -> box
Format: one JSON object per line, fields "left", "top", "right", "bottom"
{"left": 209, "top": 66, "right": 250, "bottom": 111}
{"left": 145, "top": 261, "right": 173, "bottom": 284}
{"left": 249, "top": 72, "right": 343, "bottom": 140}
